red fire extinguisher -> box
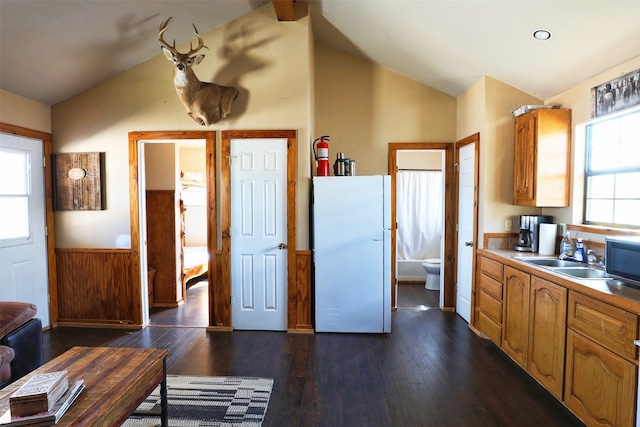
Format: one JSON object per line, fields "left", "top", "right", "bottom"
{"left": 313, "top": 135, "right": 330, "bottom": 176}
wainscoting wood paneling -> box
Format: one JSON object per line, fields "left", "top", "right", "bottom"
{"left": 146, "top": 190, "right": 181, "bottom": 308}
{"left": 211, "top": 249, "right": 228, "bottom": 329}
{"left": 294, "top": 250, "right": 313, "bottom": 332}
{"left": 55, "top": 247, "right": 312, "bottom": 331}
{"left": 56, "top": 248, "right": 134, "bottom": 325}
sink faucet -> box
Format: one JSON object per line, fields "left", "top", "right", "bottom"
{"left": 587, "top": 249, "right": 605, "bottom": 268}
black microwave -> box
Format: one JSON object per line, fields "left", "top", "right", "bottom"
{"left": 605, "top": 236, "right": 640, "bottom": 287}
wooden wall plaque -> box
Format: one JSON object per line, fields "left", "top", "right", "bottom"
{"left": 53, "top": 152, "right": 105, "bottom": 210}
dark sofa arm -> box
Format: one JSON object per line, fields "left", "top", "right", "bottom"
{"left": 1, "top": 318, "right": 44, "bottom": 383}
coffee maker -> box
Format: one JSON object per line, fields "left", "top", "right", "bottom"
{"left": 514, "top": 215, "right": 554, "bottom": 252}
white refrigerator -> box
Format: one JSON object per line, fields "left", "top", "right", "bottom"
{"left": 312, "top": 175, "right": 391, "bottom": 333}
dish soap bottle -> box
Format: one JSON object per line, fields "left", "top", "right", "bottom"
{"left": 574, "top": 238, "right": 586, "bottom": 263}
{"left": 559, "top": 231, "right": 574, "bottom": 259}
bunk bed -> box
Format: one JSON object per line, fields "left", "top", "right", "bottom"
{"left": 181, "top": 172, "right": 209, "bottom": 286}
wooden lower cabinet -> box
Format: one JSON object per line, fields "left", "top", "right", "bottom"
{"left": 503, "top": 270, "right": 568, "bottom": 399}
{"left": 477, "top": 309, "right": 502, "bottom": 345}
{"left": 564, "top": 329, "right": 637, "bottom": 427}
{"left": 475, "top": 256, "right": 504, "bottom": 346}
{"left": 568, "top": 292, "right": 638, "bottom": 361}
{"left": 502, "top": 266, "right": 531, "bottom": 367}
{"left": 475, "top": 252, "right": 639, "bottom": 427}
{"left": 527, "top": 277, "right": 567, "bottom": 400}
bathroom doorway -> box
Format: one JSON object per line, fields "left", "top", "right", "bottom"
{"left": 397, "top": 150, "right": 444, "bottom": 293}
{"left": 388, "top": 143, "right": 455, "bottom": 311}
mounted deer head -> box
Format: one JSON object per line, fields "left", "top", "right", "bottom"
{"left": 159, "top": 17, "right": 238, "bottom": 126}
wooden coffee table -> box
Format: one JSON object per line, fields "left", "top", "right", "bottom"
{"left": 0, "top": 346, "right": 169, "bottom": 426}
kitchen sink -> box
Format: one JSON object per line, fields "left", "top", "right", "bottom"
{"left": 549, "top": 267, "right": 610, "bottom": 279}
{"left": 515, "top": 257, "right": 610, "bottom": 279}
{"left": 521, "top": 258, "right": 583, "bottom": 268}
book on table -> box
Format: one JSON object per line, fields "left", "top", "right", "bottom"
{"left": 0, "top": 380, "right": 84, "bottom": 426}
{"left": 9, "top": 372, "right": 68, "bottom": 417}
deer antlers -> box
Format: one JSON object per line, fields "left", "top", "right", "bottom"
{"left": 158, "top": 17, "right": 207, "bottom": 56}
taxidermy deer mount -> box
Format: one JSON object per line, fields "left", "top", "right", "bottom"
{"left": 159, "top": 17, "right": 238, "bottom": 126}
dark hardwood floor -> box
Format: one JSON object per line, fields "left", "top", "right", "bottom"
{"left": 42, "top": 284, "right": 585, "bottom": 426}
{"left": 148, "top": 280, "right": 209, "bottom": 327}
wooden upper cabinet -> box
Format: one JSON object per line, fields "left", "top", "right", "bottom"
{"left": 513, "top": 109, "right": 571, "bottom": 207}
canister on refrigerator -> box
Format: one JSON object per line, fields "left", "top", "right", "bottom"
{"left": 334, "top": 152, "right": 346, "bottom": 176}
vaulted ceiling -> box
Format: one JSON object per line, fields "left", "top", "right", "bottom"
{"left": 1, "top": 0, "right": 639, "bottom": 106}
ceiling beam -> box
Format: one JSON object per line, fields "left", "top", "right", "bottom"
{"left": 272, "top": 0, "right": 296, "bottom": 21}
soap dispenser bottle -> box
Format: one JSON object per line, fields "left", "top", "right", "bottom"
{"left": 574, "top": 238, "right": 586, "bottom": 263}
{"left": 559, "top": 231, "right": 574, "bottom": 259}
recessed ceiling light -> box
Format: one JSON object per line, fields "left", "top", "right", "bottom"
{"left": 532, "top": 29, "right": 552, "bottom": 41}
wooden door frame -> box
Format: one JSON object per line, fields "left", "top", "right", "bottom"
{"left": 0, "top": 123, "right": 58, "bottom": 326}
{"left": 129, "top": 131, "right": 216, "bottom": 327}
{"left": 219, "top": 130, "right": 297, "bottom": 331}
{"left": 454, "top": 133, "right": 480, "bottom": 321}
{"left": 388, "top": 142, "right": 455, "bottom": 310}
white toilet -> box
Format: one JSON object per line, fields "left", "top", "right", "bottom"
{"left": 421, "top": 258, "right": 441, "bottom": 291}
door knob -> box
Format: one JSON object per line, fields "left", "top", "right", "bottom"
{"left": 465, "top": 241, "right": 473, "bottom": 247}
{"left": 278, "top": 243, "right": 287, "bottom": 249}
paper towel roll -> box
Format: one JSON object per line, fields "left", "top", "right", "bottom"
{"left": 538, "top": 223, "right": 558, "bottom": 255}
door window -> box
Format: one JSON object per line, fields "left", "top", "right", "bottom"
{"left": 0, "top": 147, "right": 31, "bottom": 243}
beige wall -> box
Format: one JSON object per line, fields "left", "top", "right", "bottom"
{"left": 483, "top": 77, "right": 543, "bottom": 238}
{"left": 397, "top": 150, "right": 442, "bottom": 170}
{"left": 544, "top": 55, "right": 640, "bottom": 230}
{"left": 458, "top": 56, "right": 640, "bottom": 247}
{"left": 0, "top": 90, "right": 51, "bottom": 133}
{"left": 179, "top": 145, "right": 206, "bottom": 175}
{"left": 457, "top": 76, "right": 543, "bottom": 246}
{"left": 50, "top": 4, "right": 313, "bottom": 248}
{"left": 456, "top": 77, "right": 486, "bottom": 143}
{"left": 4, "top": 1, "right": 637, "bottom": 252}
{"left": 314, "top": 43, "right": 457, "bottom": 176}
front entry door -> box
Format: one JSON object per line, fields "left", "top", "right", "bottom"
{"left": 0, "top": 133, "right": 50, "bottom": 327}
{"left": 456, "top": 142, "right": 475, "bottom": 323}
{"left": 230, "top": 138, "right": 287, "bottom": 330}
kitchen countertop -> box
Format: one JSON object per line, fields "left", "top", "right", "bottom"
{"left": 478, "top": 248, "right": 640, "bottom": 316}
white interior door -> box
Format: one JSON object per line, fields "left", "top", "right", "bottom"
{"left": 230, "top": 138, "right": 287, "bottom": 330}
{"left": 0, "top": 133, "right": 49, "bottom": 327}
{"left": 456, "top": 143, "right": 475, "bottom": 323}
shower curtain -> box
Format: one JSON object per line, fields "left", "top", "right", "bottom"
{"left": 396, "top": 170, "right": 443, "bottom": 260}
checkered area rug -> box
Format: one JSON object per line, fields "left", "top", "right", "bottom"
{"left": 122, "top": 375, "right": 274, "bottom": 427}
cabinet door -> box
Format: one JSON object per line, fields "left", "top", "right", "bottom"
{"left": 513, "top": 113, "right": 536, "bottom": 205}
{"left": 502, "top": 266, "right": 530, "bottom": 367}
{"left": 528, "top": 277, "right": 567, "bottom": 399}
{"left": 565, "top": 330, "right": 637, "bottom": 427}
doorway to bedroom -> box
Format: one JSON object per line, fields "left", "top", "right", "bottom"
{"left": 142, "top": 138, "right": 210, "bottom": 328}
